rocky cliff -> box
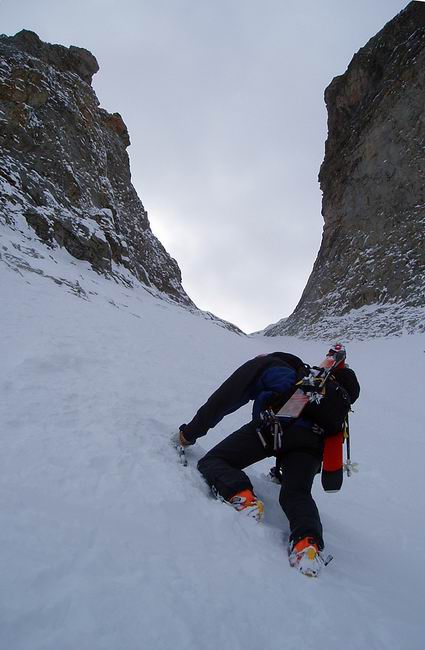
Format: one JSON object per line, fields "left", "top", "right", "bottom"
{"left": 0, "top": 30, "right": 193, "bottom": 306}
{"left": 265, "top": 1, "right": 425, "bottom": 339}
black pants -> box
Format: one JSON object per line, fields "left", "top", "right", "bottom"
{"left": 197, "top": 421, "right": 324, "bottom": 549}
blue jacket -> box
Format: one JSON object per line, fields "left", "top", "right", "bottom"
{"left": 251, "top": 365, "right": 296, "bottom": 419}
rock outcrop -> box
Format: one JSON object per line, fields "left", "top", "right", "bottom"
{"left": 265, "top": 1, "right": 425, "bottom": 339}
{"left": 0, "top": 30, "right": 192, "bottom": 305}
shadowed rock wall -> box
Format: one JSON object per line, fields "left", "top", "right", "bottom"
{"left": 265, "top": 1, "right": 425, "bottom": 339}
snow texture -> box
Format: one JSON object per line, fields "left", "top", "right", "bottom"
{"left": 1, "top": 220, "right": 424, "bottom": 650}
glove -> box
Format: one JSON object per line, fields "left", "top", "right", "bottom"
{"left": 179, "top": 423, "right": 196, "bottom": 446}
{"left": 171, "top": 426, "right": 194, "bottom": 447}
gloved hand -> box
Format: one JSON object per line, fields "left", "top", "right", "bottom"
{"left": 170, "top": 426, "right": 194, "bottom": 447}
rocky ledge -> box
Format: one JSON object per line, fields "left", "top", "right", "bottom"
{"left": 0, "top": 30, "right": 193, "bottom": 305}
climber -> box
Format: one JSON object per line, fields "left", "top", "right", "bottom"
{"left": 174, "top": 345, "right": 360, "bottom": 577}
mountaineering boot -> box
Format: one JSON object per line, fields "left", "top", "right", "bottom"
{"left": 288, "top": 536, "right": 324, "bottom": 577}
{"left": 229, "top": 489, "right": 264, "bottom": 522}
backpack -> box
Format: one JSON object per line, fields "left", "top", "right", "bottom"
{"left": 302, "top": 375, "right": 352, "bottom": 436}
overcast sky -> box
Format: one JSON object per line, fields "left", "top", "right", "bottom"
{"left": 1, "top": 0, "right": 409, "bottom": 332}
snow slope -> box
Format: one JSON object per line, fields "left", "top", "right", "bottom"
{"left": 1, "top": 228, "right": 424, "bottom": 649}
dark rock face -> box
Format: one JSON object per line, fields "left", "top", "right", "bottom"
{"left": 266, "top": 1, "right": 425, "bottom": 339}
{"left": 0, "top": 30, "right": 193, "bottom": 305}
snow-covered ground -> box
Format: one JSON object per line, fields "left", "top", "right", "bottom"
{"left": 1, "top": 223, "right": 424, "bottom": 649}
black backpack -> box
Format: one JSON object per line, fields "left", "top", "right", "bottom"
{"left": 303, "top": 376, "right": 352, "bottom": 436}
